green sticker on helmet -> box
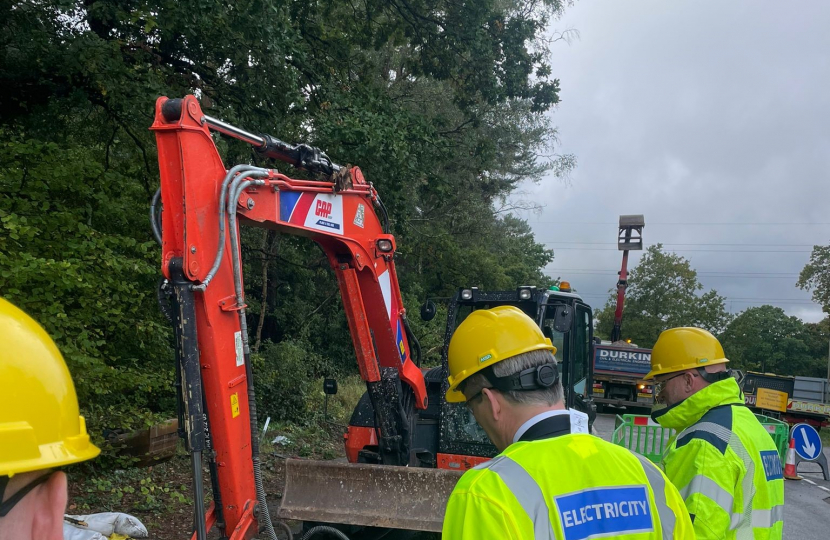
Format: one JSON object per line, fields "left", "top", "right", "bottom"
{"left": 699, "top": 358, "right": 709, "bottom": 364}
{"left": 479, "top": 353, "right": 493, "bottom": 363}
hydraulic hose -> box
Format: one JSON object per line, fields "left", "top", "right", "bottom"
{"left": 374, "top": 195, "right": 390, "bottom": 234}
{"left": 192, "top": 165, "right": 269, "bottom": 291}
{"left": 301, "top": 526, "right": 352, "bottom": 540}
{"left": 226, "top": 175, "right": 278, "bottom": 540}
{"left": 275, "top": 520, "right": 294, "bottom": 540}
{"left": 150, "top": 188, "right": 162, "bottom": 245}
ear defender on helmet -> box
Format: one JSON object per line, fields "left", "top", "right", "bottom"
{"left": 481, "top": 362, "right": 560, "bottom": 393}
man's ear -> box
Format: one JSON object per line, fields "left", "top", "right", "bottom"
{"left": 30, "top": 472, "right": 67, "bottom": 540}
{"left": 482, "top": 388, "right": 502, "bottom": 420}
{"left": 684, "top": 371, "right": 697, "bottom": 391}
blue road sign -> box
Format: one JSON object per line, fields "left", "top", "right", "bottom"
{"left": 792, "top": 423, "right": 823, "bottom": 461}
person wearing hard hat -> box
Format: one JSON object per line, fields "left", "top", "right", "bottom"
{"left": 0, "top": 299, "right": 148, "bottom": 540}
{"left": 0, "top": 298, "right": 101, "bottom": 539}
{"left": 647, "top": 327, "right": 785, "bottom": 540}
{"left": 442, "top": 306, "right": 694, "bottom": 540}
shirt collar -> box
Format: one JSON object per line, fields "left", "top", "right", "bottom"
{"left": 513, "top": 409, "right": 571, "bottom": 443}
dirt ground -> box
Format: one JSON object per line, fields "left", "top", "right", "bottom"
{"left": 68, "top": 439, "right": 313, "bottom": 539}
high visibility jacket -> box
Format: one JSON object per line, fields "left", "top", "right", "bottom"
{"left": 442, "top": 415, "right": 694, "bottom": 540}
{"left": 652, "top": 378, "right": 785, "bottom": 540}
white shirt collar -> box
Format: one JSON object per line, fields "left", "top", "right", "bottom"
{"left": 512, "top": 409, "right": 571, "bottom": 443}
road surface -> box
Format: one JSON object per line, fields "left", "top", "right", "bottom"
{"left": 593, "top": 412, "right": 830, "bottom": 537}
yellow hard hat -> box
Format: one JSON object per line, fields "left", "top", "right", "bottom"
{"left": 0, "top": 298, "right": 100, "bottom": 477}
{"left": 446, "top": 306, "right": 556, "bottom": 403}
{"left": 645, "top": 327, "right": 728, "bottom": 380}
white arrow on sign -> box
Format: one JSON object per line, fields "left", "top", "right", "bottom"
{"left": 800, "top": 428, "right": 817, "bottom": 459}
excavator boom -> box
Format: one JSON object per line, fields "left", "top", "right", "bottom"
{"left": 151, "top": 96, "right": 441, "bottom": 539}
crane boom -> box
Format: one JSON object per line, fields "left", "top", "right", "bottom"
{"left": 610, "top": 215, "right": 644, "bottom": 343}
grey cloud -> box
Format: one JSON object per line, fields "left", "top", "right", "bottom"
{"left": 516, "top": 0, "right": 830, "bottom": 322}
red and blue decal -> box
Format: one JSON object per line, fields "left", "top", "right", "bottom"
{"left": 280, "top": 191, "right": 344, "bottom": 235}
{"left": 396, "top": 320, "right": 407, "bottom": 364}
{"left": 280, "top": 191, "right": 313, "bottom": 223}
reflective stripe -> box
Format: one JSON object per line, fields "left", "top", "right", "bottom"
{"left": 692, "top": 422, "right": 732, "bottom": 443}
{"left": 679, "top": 474, "right": 735, "bottom": 515}
{"left": 635, "top": 454, "right": 676, "bottom": 539}
{"left": 676, "top": 421, "right": 733, "bottom": 454}
{"left": 730, "top": 512, "right": 743, "bottom": 531}
{"left": 750, "top": 505, "right": 784, "bottom": 528}
{"left": 478, "top": 455, "right": 555, "bottom": 540}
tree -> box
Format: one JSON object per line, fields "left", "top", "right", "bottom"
{"left": 802, "top": 318, "right": 830, "bottom": 378}
{"left": 1, "top": 0, "right": 574, "bottom": 441}
{"left": 719, "top": 305, "right": 820, "bottom": 376}
{"left": 798, "top": 244, "right": 830, "bottom": 313}
{"left": 595, "top": 245, "right": 731, "bottom": 348}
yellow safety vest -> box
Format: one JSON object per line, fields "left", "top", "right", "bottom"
{"left": 653, "top": 378, "right": 784, "bottom": 540}
{"left": 442, "top": 430, "right": 694, "bottom": 539}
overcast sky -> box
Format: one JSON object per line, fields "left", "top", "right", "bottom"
{"left": 514, "top": 0, "right": 830, "bottom": 323}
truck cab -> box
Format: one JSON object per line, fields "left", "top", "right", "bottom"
{"left": 591, "top": 341, "right": 654, "bottom": 412}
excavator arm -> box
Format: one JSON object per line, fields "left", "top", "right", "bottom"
{"left": 151, "top": 95, "right": 431, "bottom": 539}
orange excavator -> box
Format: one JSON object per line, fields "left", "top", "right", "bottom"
{"left": 152, "top": 95, "right": 598, "bottom": 539}
{"left": 152, "top": 95, "right": 459, "bottom": 539}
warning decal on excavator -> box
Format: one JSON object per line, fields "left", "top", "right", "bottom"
{"left": 231, "top": 393, "right": 240, "bottom": 418}
{"left": 396, "top": 321, "right": 406, "bottom": 364}
{"left": 354, "top": 204, "right": 365, "bottom": 228}
{"left": 234, "top": 330, "right": 244, "bottom": 366}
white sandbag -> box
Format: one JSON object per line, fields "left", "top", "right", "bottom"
{"left": 65, "top": 512, "right": 148, "bottom": 538}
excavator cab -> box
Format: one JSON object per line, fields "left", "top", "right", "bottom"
{"left": 432, "top": 286, "right": 596, "bottom": 468}
{"left": 346, "top": 285, "right": 596, "bottom": 470}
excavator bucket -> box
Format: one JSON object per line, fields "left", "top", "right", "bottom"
{"left": 274, "top": 459, "right": 464, "bottom": 532}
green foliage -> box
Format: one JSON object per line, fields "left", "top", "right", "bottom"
{"left": 798, "top": 244, "right": 830, "bottom": 313}
{"left": 403, "top": 292, "right": 449, "bottom": 367}
{"left": 73, "top": 466, "right": 192, "bottom": 513}
{"left": 0, "top": 131, "right": 175, "bottom": 436}
{"left": 252, "top": 340, "right": 327, "bottom": 424}
{"left": 595, "top": 245, "right": 731, "bottom": 348}
{"left": 1, "top": 0, "right": 571, "bottom": 463}
{"left": 719, "top": 305, "right": 824, "bottom": 376}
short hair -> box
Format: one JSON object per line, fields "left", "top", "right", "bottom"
{"left": 461, "top": 349, "right": 563, "bottom": 406}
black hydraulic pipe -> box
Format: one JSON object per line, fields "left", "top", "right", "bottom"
{"left": 161, "top": 98, "right": 341, "bottom": 175}
{"left": 190, "top": 451, "right": 207, "bottom": 540}
{"left": 201, "top": 114, "right": 341, "bottom": 175}
{"left": 202, "top": 395, "right": 227, "bottom": 536}
{"left": 168, "top": 258, "right": 208, "bottom": 540}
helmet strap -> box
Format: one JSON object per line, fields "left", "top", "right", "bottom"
{"left": 0, "top": 472, "right": 53, "bottom": 518}
{"left": 481, "top": 362, "right": 559, "bottom": 393}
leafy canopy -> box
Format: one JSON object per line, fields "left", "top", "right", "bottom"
{"left": 1, "top": 0, "right": 572, "bottom": 439}
{"left": 719, "top": 305, "right": 822, "bottom": 376}
{"left": 798, "top": 244, "right": 830, "bottom": 314}
{"left": 595, "top": 244, "right": 731, "bottom": 348}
